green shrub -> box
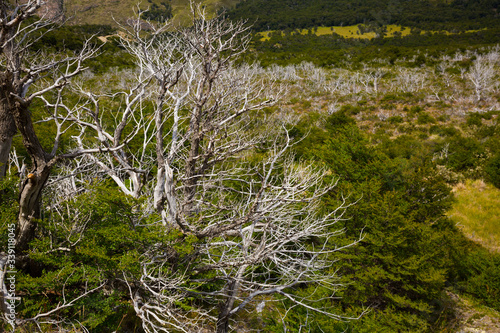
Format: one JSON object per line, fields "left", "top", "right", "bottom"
{"left": 442, "top": 136, "right": 486, "bottom": 173}
{"left": 437, "top": 114, "right": 449, "bottom": 122}
{"left": 340, "top": 104, "right": 362, "bottom": 115}
{"left": 466, "top": 113, "right": 483, "bottom": 127}
{"left": 434, "top": 126, "right": 458, "bottom": 137}
{"left": 417, "top": 112, "right": 436, "bottom": 124}
{"left": 397, "top": 124, "right": 415, "bottom": 134}
{"left": 485, "top": 153, "right": 500, "bottom": 188}
{"left": 410, "top": 105, "right": 423, "bottom": 113}
{"left": 388, "top": 116, "right": 404, "bottom": 124}
{"left": 381, "top": 94, "right": 399, "bottom": 102}
{"left": 453, "top": 248, "right": 500, "bottom": 311}
{"left": 141, "top": 1, "right": 172, "bottom": 22}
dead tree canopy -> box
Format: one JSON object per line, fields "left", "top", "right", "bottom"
{"left": 105, "top": 4, "right": 362, "bottom": 332}
{"left": 0, "top": 0, "right": 98, "bottom": 253}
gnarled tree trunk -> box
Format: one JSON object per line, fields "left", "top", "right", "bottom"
{"left": 0, "top": 72, "right": 17, "bottom": 179}
{"left": 0, "top": 71, "right": 51, "bottom": 253}
{"left": 12, "top": 97, "right": 53, "bottom": 254}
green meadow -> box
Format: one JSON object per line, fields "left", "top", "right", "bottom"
{"left": 256, "top": 24, "right": 489, "bottom": 41}
{"left": 450, "top": 180, "right": 500, "bottom": 252}
{"left": 258, "top": 25, "right": 414, "bottom": 41}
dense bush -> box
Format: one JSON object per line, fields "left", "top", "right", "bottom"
{"left": 141, "top": 1, "right": 172, "bottom": 22}
{"left": 278, "top": 112, "right": 465, "bottom": 331}
{"left": 417, "top": 112, "right": 436, "bottom": 125}
{"left": 452, "top": 246, "right": 500, "bottom": 311}
{"left": 441, "top": 135, "right": 487, "bottom": 174}
{"left": 485, "top": 153, "right": 500, "bottom": 188}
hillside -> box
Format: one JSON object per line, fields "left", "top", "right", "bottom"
{"left": 53, "top": 0, "right": 500, "bottom": 30}
{"left": 228, "top": 0, "right": 500, "bottom": 32}
{"left": 60, "top": 0, "right": 238, "bottom": 26}
{"left": 47, "top": 0, "right": 500, "bottom": 35}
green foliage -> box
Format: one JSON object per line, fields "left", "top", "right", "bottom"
{"left": 466, "top": 112, "right": 484, "bottom": 127}
{"left": 249, "top": 25, "right": 500, "bottom": 68}
{"left": 280, "top": 106, "right": 500, "bottom": 331}
{"left": 339, "top": 104, "right": 363, "bottom": 116}
{"left": 387, "top": 115, "right": 403, "bottom": 124}
{"left": 30, "top": 23, "right": 135, "bottom": 74}
{"left": 417, "top": 112, "right": 436, "bottom": 125}
{"left": 0, "top": 177, "right": 19, "bottom": 246}
{"left": 381, "top": 135, "right": 424, "bottom": 160}
{"left": 452, "top": 246, "right": 500, "bottom": 311}
{"left": 429, "top": 125, "right": 458, "bottom": 137}
{"left": 350, "top": 307, "right": 431, "bottom": 333}
{"left": 12, "top": 183, "right": 164, "bottom": 331}
{"left": 141, "top": 1, "right": 173, "bottom": 22}
{"left": 485, "top": 152, "right": 500, "bottom": 188}
{"left": 283, "top": 112, "right": 462, "bottom": 331}
{"left": 87, "top": 41, "right": 136, "bottom": 73}
{"left": 31, "top": 24, "right": 113, "bottom": 52}
{"left": 229, "top": 0, "right": 500, "bottom": 32}
{"left": 440, "top": 135, "right": 487, "bottom": 175}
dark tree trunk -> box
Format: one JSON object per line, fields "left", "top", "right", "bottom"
{"left": 216, "top": 301, "right": 232, "bottom": 333}
{"left": 216, "top": 280, "right": 238, "bottom": 333}
{"left": 9, "top": 89, "right": 54, "bottom": 254}
{"left": 16, "top": 165, "right": 51, "bottom": 253}
{"left": 0, "top": 72, "right": 17, "bottom": 179}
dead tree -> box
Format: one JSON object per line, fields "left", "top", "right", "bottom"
{"left": 116, "top": 4, "right": 361, "bottom": 332}
{"left": 0, "top": 0, "right": 100, "bottom": 256}
{"left": 467, "top": 53, "right": 497, "bottom": 102}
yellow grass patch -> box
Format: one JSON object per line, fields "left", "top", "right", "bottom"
{"left": 256, "top": 25, "right": 485, "bottom": 41}
{"left": 257, "top": 24, "right": 413, "bottom": 41}
{"left": 449, "top": 179, "right": 500, "bottom": 252}
{"left": 386, "top": 25, "right": 411, "bottom": 37}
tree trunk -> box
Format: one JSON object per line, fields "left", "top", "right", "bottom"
{"left": 216, "top": 316, "right": 230, "bottom": 333}
{"left": 0, "top": 72, "right": 17, "bottom": 179}
{"left": 10, "top": 94, "right": 53, "bottom": 254}
{"left": 16, "top": 165, "right": 51, "bottom": 253}
{"left": 216, "top": 280, "right": 237, "bottom": 333}
{"left": 0, "top": 136, "right": 13, "bottom": 179}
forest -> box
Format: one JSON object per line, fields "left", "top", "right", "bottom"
{"left": 1, "top": 0, "right": 500, "bottom": 332}
{"left": 228, "top": 0, "right": 500, "bottom": 32}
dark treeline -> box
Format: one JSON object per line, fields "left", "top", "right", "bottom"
{"left": 227, "top": 0, "right": 500, "bottom": 32}
{"left": 249, "top": 27, "right": 500, "bottom": 67}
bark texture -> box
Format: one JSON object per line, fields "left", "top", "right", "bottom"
{"left": 0, "top": 72, "right": 17, "bottom": 179}
{"left": 12, "top": 98, "right": 52, "bottom": 253}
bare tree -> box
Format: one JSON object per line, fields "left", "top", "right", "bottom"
{"left": 43, "top": 69, "right": 154, "bottom": 199}
{"left": 363, "top": 67, "right": 386, "bottom": 95}
{"left": 0, "top": 2, "right": 111, "bottom": 329}
{"left": 467, "top": 54, "right": 498, "bottom": 102}
{"left": 393, "top": 67, "right": 428, "bottom": 93}
{"left": 0, "top": 3, "right": 360, "bottom": 330}
{"left": 109, "top": 5, "right": 361, "bottom": 332}
{"left": 0, "top": 0, "right": 100, "bottom": 255}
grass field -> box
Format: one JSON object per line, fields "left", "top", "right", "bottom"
{"left": 449, "top": 179, "right": 500, "bottom": 252}
{"left": 257, "top": 24, "right": 413, "bottom": 41}
{"left": 256, "top": 25, "right": 489, "bottom": 41}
